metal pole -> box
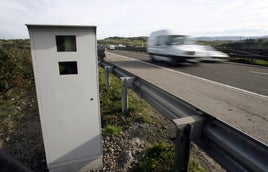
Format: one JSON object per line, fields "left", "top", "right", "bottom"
{"left": 175, "top": 124, "right": 192, "bottom": 172}
{"left": 120, "top": 77, "right": 134, "bottom": 115}
{"left": 121, "top": 77, "right": 128, "bottom": 115}
{"left": 104, "top": 66, "right": 112, "bottom": 87}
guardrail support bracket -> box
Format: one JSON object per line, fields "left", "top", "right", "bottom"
{"left": 173, "top": 115, "right": 205, "bottom": 172}
{"left": 173, "top": 115, "right": 205, "bottom": 141}
{"left": 104, "top": 66, "right": 113, "bottom": 87}
{"left": 120, "top": 77, "right": 134, "bottom": 115}
{"left": 175, "top": 124, "right": 192, "bottom": 172}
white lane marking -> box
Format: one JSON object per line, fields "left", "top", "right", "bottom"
{"left": 107, "top": 52, "right": 268, "bottom": 99}
{"left": 250, "top": 71, "right": 268, "bottom": 76}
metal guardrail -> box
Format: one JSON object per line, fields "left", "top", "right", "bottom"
{"left": 219, "top": 49, "right": 268, "bottom": 61}
{"left": 115, "top": 46, "right": 146, "bottom": 52}
{"left": 99, "top": 60, "right": 268, "bottom": 172}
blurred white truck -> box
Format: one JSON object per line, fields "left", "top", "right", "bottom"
{"left": 147, "top": 30, "right": 228, "bottom": 64}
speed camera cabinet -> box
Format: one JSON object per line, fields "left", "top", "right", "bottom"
{"left": 27, "top": 25, "right": 102, "bottom": 172}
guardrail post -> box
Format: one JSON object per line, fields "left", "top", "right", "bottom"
{"left": 173, "top": 116, "right": 205, "bottom": 172}
{"left": 104, "top": 66, "right": 113, "bottom": 87}
{"left": 120, "top": 77, "right": 134, "bottom": 115}
{"left": 175, "top": 124, "right": 192, "bottom": 172}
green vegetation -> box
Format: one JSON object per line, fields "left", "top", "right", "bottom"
{"left": 137, "top": 140, "right": 175, "bottom": 171}
{"left": 0, "top": 48, "right": 33, "bottom": 93}
{"left": 0, "top": 39, "right": 30, "bottom": 50}
{"left": 99, "top": 67, "right": 149, "bottom": 127}
{"left": 98, "top": 36, "right": 147, "bottom": 47}
{"left": 99, "top": 70, "right": 122, "bottom": 116}
{"left": 0, "top": 46, "right": 46, "bottom": 171}
{"left": 103, "top": 124, "right": 122, "bottom": 136}
{"left": 136, "top": 113, "right": 153, "bottom": 124}
{"left": 188, "top": 158, "right": 207, "bottom": 172}
{"left": 136, "top": 140, "right": 206, "bottom": 172}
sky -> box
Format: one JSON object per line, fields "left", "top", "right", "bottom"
{"left": 1, "top": 0, "right": 268, "bottom": 39}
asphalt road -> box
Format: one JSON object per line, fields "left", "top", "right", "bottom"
{"left": 105, "top": 51, "right": 268, "bottom": 145}
{"left": 109, "top": 50, "right": 268, "bottom": 96}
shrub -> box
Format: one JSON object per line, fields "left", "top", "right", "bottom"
{"left": 136, "top": 113, "right": 153, "bottom": 124}
{"left": 0, "top": 48, "right": 33, "bottom": 94}
{"left": 0, "top": 48, "right": 17, "bottom": 91}
{"left": 137, "top": 140, "right": 175, "bottom": 171}
{"left": 103, "top": 124, "right": 122, "bottom": 136}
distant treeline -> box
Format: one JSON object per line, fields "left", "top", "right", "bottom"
{"left": 0, "top": 39, "right": 30, "bottom": 49}
{"left": 97, "top": 36, "right": 147, "bottom": 47}
{"left": 200, "top": 38, "right": 268, "bottom": 49}
{"left": 98, "top": 36, "right": 268, "bottom": 50}
{"left": 199, "top": 38, "right": 268, "bottom": 56}
{"left": 223, "top": 39, "right": 268, "bottom": 50}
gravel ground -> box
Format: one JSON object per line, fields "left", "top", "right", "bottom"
{"left": 99, "top": 105, "right": 225, "bottom": 172}
{"left": 101, "top": 109, "right": 177, "bottom": 171}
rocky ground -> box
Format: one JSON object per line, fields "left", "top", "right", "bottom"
{"left": 101, "top": 109, "right": 177, "bottom": 171}
{"left": 99, "top": 106, "right": 225, "bottom": 172}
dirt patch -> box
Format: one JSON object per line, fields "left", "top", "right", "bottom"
{"left": 0, "top": 88, "right": 48, "bottom": 171}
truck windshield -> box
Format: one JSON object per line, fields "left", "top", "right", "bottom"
{"left": 168, "top": 35, "right": 196, "bottom": 45}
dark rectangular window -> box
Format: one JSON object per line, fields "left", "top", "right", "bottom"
{"left": 56, "top": 36, "right": 77, "bottom": 52}
{"left": 58, "top": 61, "right": 78, "bottom": 75}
